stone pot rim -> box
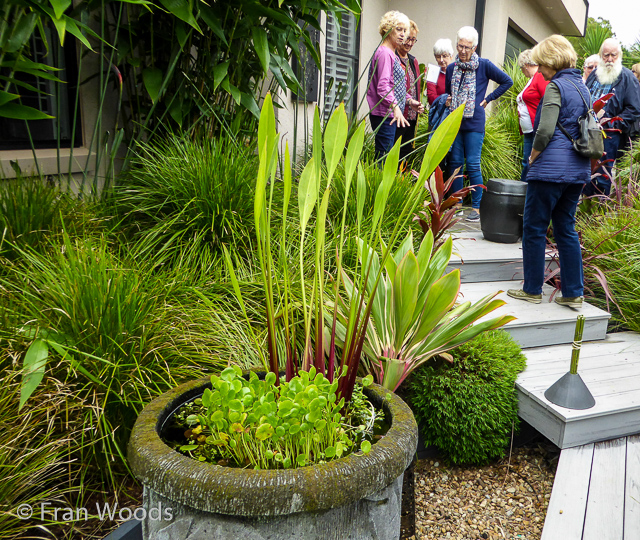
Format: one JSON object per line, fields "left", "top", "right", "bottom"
{"left": 127, "top": 376, "right": 417, "bottom": 517}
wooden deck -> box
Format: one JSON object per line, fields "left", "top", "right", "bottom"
{"left": 447, "top": 230, "right": 557, "bottom": 283}
{"left": 446, "top": 225, "right": 640, "bottom": 538}
{"left": 517, "top": 332, "right": 640, "bottom": 449}
{"left": 541, "top": 436, "right": 640, "bottom": 540}
{"left": 459, "top": 281, "right": 610, "bottom": 349}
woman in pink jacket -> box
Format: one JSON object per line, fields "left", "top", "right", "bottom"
{"left": 366, "top": 11, "right": 424, "bottom": 161}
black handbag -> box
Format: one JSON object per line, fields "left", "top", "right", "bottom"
{"left": 556, "top": 80, "right": 605, "bottom": 160}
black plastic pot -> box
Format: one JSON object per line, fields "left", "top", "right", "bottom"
{"left": 479, "top": 178, "right": 528, "bottom": 243}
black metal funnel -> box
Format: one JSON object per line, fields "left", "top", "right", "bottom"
{"left": 543, "top": 314, "right": 595, "bottom": 410}
{"left": 544, "top": 372, "right": 595, "bottom": 410}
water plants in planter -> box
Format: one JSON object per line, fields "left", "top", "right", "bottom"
{"left": 128, "top": 95, "right": 465, "bottom": 540}
{"left": 165, "top": 366, "right": 385, "bottom": 469}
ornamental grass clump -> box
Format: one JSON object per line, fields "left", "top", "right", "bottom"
{"left": 173, "top": 366, "right": 380, "bottom": 469}
{"left": 577, "top": 206, "right": 640, "bottom": 332}
{"left": 115, "top": 133, "right": 259, "bottom": 263}
{"left": 408, "top": 330, "right": 526, "bottom": 465}
{"left": 4, "top": 229, "right": 235, "bottom": 488}
{"left": 0, "top": 178, "right": 86, "bottom": 262}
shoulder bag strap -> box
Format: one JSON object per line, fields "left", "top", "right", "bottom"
{"left": 565, "top": 79, "right": 591, "bottom": 109}
{"left": 410, "top": 55, "right": 421, "bottom": 96}
{"left": 556, "top": 79, "right": 591, "bottom": 143}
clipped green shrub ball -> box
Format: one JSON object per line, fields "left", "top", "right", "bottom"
{"left": 408, "top": 330, "right": 526, "bottom": 465}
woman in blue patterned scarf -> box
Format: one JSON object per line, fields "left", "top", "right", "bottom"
{"left": 445, "top": 26, "right": 512, "bottom": 222}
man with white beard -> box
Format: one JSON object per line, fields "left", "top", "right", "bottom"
{"left": 584, "top": 38, "right": 640, "bottom": 196}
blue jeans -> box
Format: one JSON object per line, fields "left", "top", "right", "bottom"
{"left": 449, "top": 130, "right": 485, "bottom": 209}
{"left": 520, "top": 132, "right": 534, "bottom": 182}
{"left": 522, "top": 181, "right": 584, "bottom": 298}
{"left": 370, "top": 114, "right": 396, "bottom": 162}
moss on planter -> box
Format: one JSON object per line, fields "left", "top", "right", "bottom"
{"left": 128, "top": 377, "right": 418, "bottom": 517}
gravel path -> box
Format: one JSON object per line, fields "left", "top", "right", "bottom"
{"left": 411, "top": 442, "right": 559, "bottom": 540}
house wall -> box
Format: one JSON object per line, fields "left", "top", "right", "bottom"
{"left": 392, "top": 0, "right": 476, "bottom": 70}
{"left": 481, "top": 0, "right": 555, "bottom": 63}
{"left": 354, "top": 0, "right": 390, "bottom": 115}
{"left": 275, "top": 12, "right": 328, "bottom": 164}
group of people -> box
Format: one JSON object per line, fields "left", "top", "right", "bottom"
{"left": 366, "top": 12, "right": 424, "bottom": 165}
{"left": 367, "top": 11, "right": 513, "bottom": 223}
{"left": 366, "top": 11, "right": 640, "bottom": 310}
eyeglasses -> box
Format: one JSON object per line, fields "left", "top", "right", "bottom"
{"left": 405, "top": 38, "right": 418, "bottom": 44}
{"left": 457, "top": 44, "right": 474, "bottom": 52}
{"left": 584, "top": 65, "right": 596, "bottom": 71}
{"left": 435, "top": 54, "right": 451, "bottom": 60}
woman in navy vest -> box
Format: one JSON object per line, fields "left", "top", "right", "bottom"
{"left": 507, "top": 35, "right": 591, "bottom": 309}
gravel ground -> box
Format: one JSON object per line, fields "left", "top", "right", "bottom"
{"left": 411, "top": 442, "right": 560, "bottom": 540}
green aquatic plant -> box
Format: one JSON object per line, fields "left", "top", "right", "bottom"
{"left": 174, "top": 366, "right": 380, "bottom": 469}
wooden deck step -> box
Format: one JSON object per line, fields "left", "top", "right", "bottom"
{"left": 458, "top": 280, "right": 610, "bottom": 349}
{"left": 517, "top": 332, "right": 640, "bottom": 448}
{"left": 445, "top": 225, "right": 640, "bottom": 537}
{"left": 447, "top": 230, "right": 557, "bottom": 283}
{"left": 541, "top": 435, "right": 640, "bottom": 539}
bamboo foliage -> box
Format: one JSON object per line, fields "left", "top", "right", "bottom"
{"left": 0, "top": 0, "right": 361, "bottom": 188}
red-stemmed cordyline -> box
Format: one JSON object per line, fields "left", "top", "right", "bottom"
{"left": 412, "top": 165, "right": 483, "bottom": 250}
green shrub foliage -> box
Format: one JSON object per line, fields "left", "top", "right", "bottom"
{"left": 408, "top": 330, "right": 526, "bottom": 465}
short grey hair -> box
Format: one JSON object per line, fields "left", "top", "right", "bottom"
{"left": 456, "top": 26, "right": 479, "bottom": 47}
{"left": 584, "top": 54, "right": 600, "bottom": 67}
{"left": 517, "top": 49, "right": 536, "bottom": 68}
{"left": 433, "top": 38, "right": 454, "bottom": 56}
{"left": 599, "top": 37, "right": 622, "bottom": 56}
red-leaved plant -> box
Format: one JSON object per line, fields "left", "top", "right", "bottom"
{"left": 411, "top": 166, "right": 484, "bottom": 249}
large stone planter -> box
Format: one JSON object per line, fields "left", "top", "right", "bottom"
{"left": 128, "top": 377, "right": 418, "bottom": 540}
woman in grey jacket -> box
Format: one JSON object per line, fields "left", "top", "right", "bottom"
{"left": 507, "top": 35, "right": 590, "bottom": 309}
